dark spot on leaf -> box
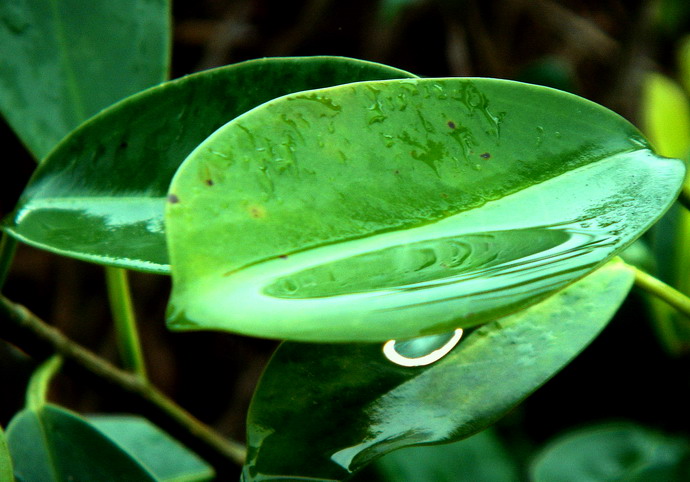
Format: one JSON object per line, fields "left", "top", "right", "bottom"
{"left": 394, "top": 169, "right": 400, "bottom": 175}
{"left": 249, "top": 205, "right": 266, "bottom": 218}
{"left": 480, "top": 152, "right": 491, "bottom": 159}
{"left": 279, "top": 255, "right": 288, "bottom": 259}
{"left": 447, "top": 121, "right": 456, "bottom": 129}
{"left": 167, "top": 194, "right": 179, "bottom": 204}
{"left": 119, "top": 141, "right": 128, "bottom": 149}
{"left": 205, "top": 179, "right": 214, "bottom": 186}
{"left": 440, "top": 193, "right": 449, "bottom": 198}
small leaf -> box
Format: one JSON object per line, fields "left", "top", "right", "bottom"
{"left": 6, "top": 404, "right": 156, "bottom": 481}
{"left": 89, "top": 415, "right": 214, "bottom": 481}
{"left": 530, "top": 422, "right": 690, "bottom": 481}
{"left": 242, "top": 260, "right": 635, "bottom": 481}
{"left": 0, "top": 424, "right": 14, "bottom": 482}
{"left": 166, "top": 78, "right": 684, "bottom": 341}
{"left": 0, "top": 0, "right": 171, "bottom": 160}
{"left": 371, "top": 429, "right": 519, "bottom": 482}
{"left": 3, "top": 57, "right": 415, "bottom": 273}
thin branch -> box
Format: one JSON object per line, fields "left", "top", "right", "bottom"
{"left": 0, "top": 294, "right": 247, "bottom": 475}
{"left": 631, "top": 266, "right": 690, "bottom": 321}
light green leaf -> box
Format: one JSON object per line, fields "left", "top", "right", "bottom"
{"left": 371, "top": 429, "right": 519, "bottom": 482}
{"left": 6, "top": 405, "right": 156, "bottom": 481}
{"left": 0, "top": 0, "right": 170, "bottom": 160}
{"left": 166, "top": 77, "right": 684, "bottom": 342}
{"left": 641, "top": 72, "right": 690, "bottom": 160}
{"left": 0, "top": 424, "right": 14, "bottom": 482}
{"left": 530, "top": 422, "right": 690, "bottom": 481}
{"left": 242, "top": 260, "right": 635, "bottom": 481}
{"left": 89, "top": 415, "right": 214, "bottom": 482}
{"left": 3, "top": 57, "right": 415, "bottom": 273}
{"left": 25, "top": 355, "right": 62, "bottom": 410}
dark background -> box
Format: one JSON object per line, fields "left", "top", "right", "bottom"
{"left": 2, "top": 0, "right": 690, "bottom": 478}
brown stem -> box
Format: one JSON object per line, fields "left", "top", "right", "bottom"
{"left": 0, "top": 294, "right": 247, "bottom": 477}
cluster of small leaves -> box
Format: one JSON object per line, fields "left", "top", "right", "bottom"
{"left": 0, "top": 1, "right": 689, "bottom": 481}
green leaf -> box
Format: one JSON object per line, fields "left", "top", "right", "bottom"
{"left": 6, "top": 404, "right": 156, "bottom": 481}
{"left": 25, "top": 355, "right": 62, "bottom": 409}
{"left": 3, "top": 57, "right": 415, "bottom": 273}
{"left": 242, "top": 260, "right": 635, "bottom": 481}
{"left": 0, "top": 424, "right": 14, "bottom": 482}
{"left": 166, "top": 77, "right": 684, "bottom": 342}
{"left": 371, "top": 429, "right": 519, "bottom": 482}
{"left": 530, "top": 422, "right": 690, "bottom": 481}
{"left": 0, "top": 0, "right": 171, "bottom": 160}
{"left": 89, "top": 415, "right": 214, "bottom": 482}
{"left": 641, "top": 72, "right": 690, "bottom": 160}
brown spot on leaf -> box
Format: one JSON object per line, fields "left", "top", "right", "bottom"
{"left": 480, "top": 152, "right": 491, "bottom": 159}
{"left": 205, "top": 179, "right": 214, "bottom": 186}
{"left": 248, "top": 204, "right": 267, "bottom": 219}
{"left": 440, "top": 193, "right": 449, "bottom": 198}
{"left": 167, "top": 194, "right": 179, "bottom": 204}
{"left": 279, "top": 255, "right": 288, "bottom": 259}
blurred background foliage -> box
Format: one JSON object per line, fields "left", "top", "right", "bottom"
{"left": 2, "top": 0, "right": 690, "bottom": 479}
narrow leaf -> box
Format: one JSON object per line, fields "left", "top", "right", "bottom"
{"left": 0, "top": 425, "right": 14, "bottom": 482}
{"left": 0, "top": 0, "right": 170, "bottom": 159}
{"left": 166, "top": 78, "right": 684, "bottom": 341}
{"left": 6, "top": 405, "right": 155, "bottom": 481}
{"left": 90, "top": 415, "right": 214, "bottom": 481}
{"left": 641, "top": 72, "right": 690, "bottom": 160}
{"left": 3, "top": 57, "right": 415, "bottom": 273}
{"left": 242, "top": 260, "right": 635, "bottom": 481}
{"left": 530, "top": 422, "right": 690, "bottom": 481}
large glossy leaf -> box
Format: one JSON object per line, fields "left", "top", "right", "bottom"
{"left": 166, "top": 77, "right": 684, "bottom": 341}
{"left": 369, "top": 429, "right": 519, "bottom": 482}
{"left": 242, "top": 260, "right": 635, "bottom": 481}
{"left": 3, "top": 57, "right": 415, "bottom": 273}
{"left": 0, "top": 0, "right": 170, "bottom": 160}
{"left": 6, "top": 404, "right": 156, "bottom": 481}
{"left": 0, "top": 424, "right": 13, "bottom": 482}
{"left": 530, "top": 422, "right": 690, "bottom": 481}
{"left": 89, "top": 415, "right": 214, "bottom": 481}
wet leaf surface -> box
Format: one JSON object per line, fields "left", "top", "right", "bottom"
{"left": 4, "top": 57, "right": 414, "bottom": 272}
{"left": 242, "top": 261, "right": 634, "bottom": 481}
{"left": 166, "top": 78, "right": 684, "bottom": 341}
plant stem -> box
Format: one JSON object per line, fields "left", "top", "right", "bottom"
{"left": 631, "top": 265, "right": 690, "bottom": 321}
{"left": 0, "top": 233, "right": 18, "bottom": 291}
{"left": 0, "top": 294, "right": 247, "bottom": 473}
{"left": 105, "top": 267, "right": 147, "bottom": 380}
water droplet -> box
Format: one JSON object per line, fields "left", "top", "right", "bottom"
{"left": 383, "top": 329, "right": 464, "bottom": 367}
{"left": 536, "top": 126, "right": 544, "bottom": 147}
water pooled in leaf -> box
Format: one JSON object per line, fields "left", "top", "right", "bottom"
{"left": 383, "top": 329, "right": 463, "bottom": 367}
